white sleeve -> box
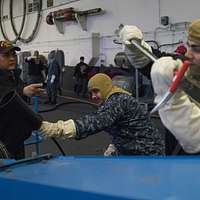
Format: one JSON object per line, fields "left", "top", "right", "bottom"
{"left": 159, "top": 91, "right": 200, "bottom": 153}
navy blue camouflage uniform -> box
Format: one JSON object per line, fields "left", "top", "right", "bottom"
{"left": 75, "top": 92, "right": 164, "bottom": 155}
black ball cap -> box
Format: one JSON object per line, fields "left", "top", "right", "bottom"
{"left": 0, "top": 41, "right": 21, "bottom": 54}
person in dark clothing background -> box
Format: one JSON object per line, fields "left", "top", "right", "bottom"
{"left": 0, "top": 41, "right": 44, "bottom": 159}
{"left": 39, "top": 73, "right": 164, "bottom": 156}
{"left": 25, "top": 50, "right": 46, "bottom": 104}
{"left": 45, "top": 53, "right": 61, "bottom": 105}
{"left": 25, "top": 50, "right": 46, "bottom": 84}
{"left": 73, "top": 56, "right": 89, "bottom": 97}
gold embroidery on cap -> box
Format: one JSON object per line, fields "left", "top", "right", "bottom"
{"left": 0, "top": 41, "right": 12, "bottom": 48}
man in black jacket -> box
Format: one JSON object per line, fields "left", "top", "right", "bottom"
{"left": 0, "top": 41, "right": 44, "bottom": 159}
{"left": 73, "top": 56, "right": 89, "bottom": 97}
{"left": 25, "top": 50, "right": 46, "bottom": 84}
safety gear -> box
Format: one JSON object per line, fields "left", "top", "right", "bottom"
{"left": 188, "top": 19, "right": 200, "bottom": 44}
{"left": 119, "top": 25, "right": 143, "bottom": 44}
{"left": 159, "top": 91, "right": 200, "bottom": 153}
{"left": 107, "top": 86, "right": 131, "bottom": 100}
{"left": 104, "top": 144, "right": 118, "bottom": 156}
{"left": 119, "top": 25, "right": 151, "bottom": 51}
{"left": 88, "top": 73, "right": 131, "bottom": 100}
{"left": 119, "top": 25, "right": 152, "bottom": 68}
{"left": 50, "top": 74, "right": 56, "bottom": 84}
{"left": 151, "top": 57, "right": 182, "bottom": 104}
{"left": 151, "top": 56, "right": 200, "bottom": 153}
{"left": 39, "top": 119, "right": 76, "bottom": 139}
{"left": 124, "top": 41, "right": 152, "bottom": 68}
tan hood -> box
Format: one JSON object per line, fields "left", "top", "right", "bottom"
{"left": 88, "top": 73, "right": 131, "bottom": 100}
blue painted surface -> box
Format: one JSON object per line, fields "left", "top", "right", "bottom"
{"left": 0, "top": 156, "right": 200, "bottom": 200}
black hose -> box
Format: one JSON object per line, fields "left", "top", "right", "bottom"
{"left": 38, "top": 101, "right": 97, "bottom": 113}
{"left": 51, "top": 138, "right": 66, "bottom": 156}
{"left": 146, "top": 40, "right": 160, "bottom": 49}
{"left": 113, "top": 39, "right": 122, "bottom": 45}
{"left": 159, "top": 41, "right": 182, "bottom": 49}
{"left": 9, "top": 0, "right": 26, "bottom": 42}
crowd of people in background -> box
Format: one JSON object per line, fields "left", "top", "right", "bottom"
{"left": 3, "top": 15, "right": 200, "bottom": 159}
{"left": 8, "top": 43, "right": 189, "bottom": 105}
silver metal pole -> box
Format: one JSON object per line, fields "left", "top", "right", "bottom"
{"left": 130, "top": 40, "right": 157, "bottom": 62}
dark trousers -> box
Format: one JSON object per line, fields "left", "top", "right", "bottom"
{"left": 75, "top": 77, "right": 88, "bottom": 96}
{"left": 46, "top": 82, "right": 58, "bottom": 103}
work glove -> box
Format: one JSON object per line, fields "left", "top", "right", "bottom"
{"left": 150, "top": 56, "right": 183, "bottom": 104}
{"left": 119, "top": 25, "right": 152, "bottom": 68}
{"left": 39, "top": 119, "right": 76, "bottom": 139}
{"left": 119, "top": 25, "right": 143, "bottom": 44}
{"left": 104, "top": 144, "right": 118, "bottom": 156}
{"left": 50, "top": 74, "right": 56, "bottom": 84}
